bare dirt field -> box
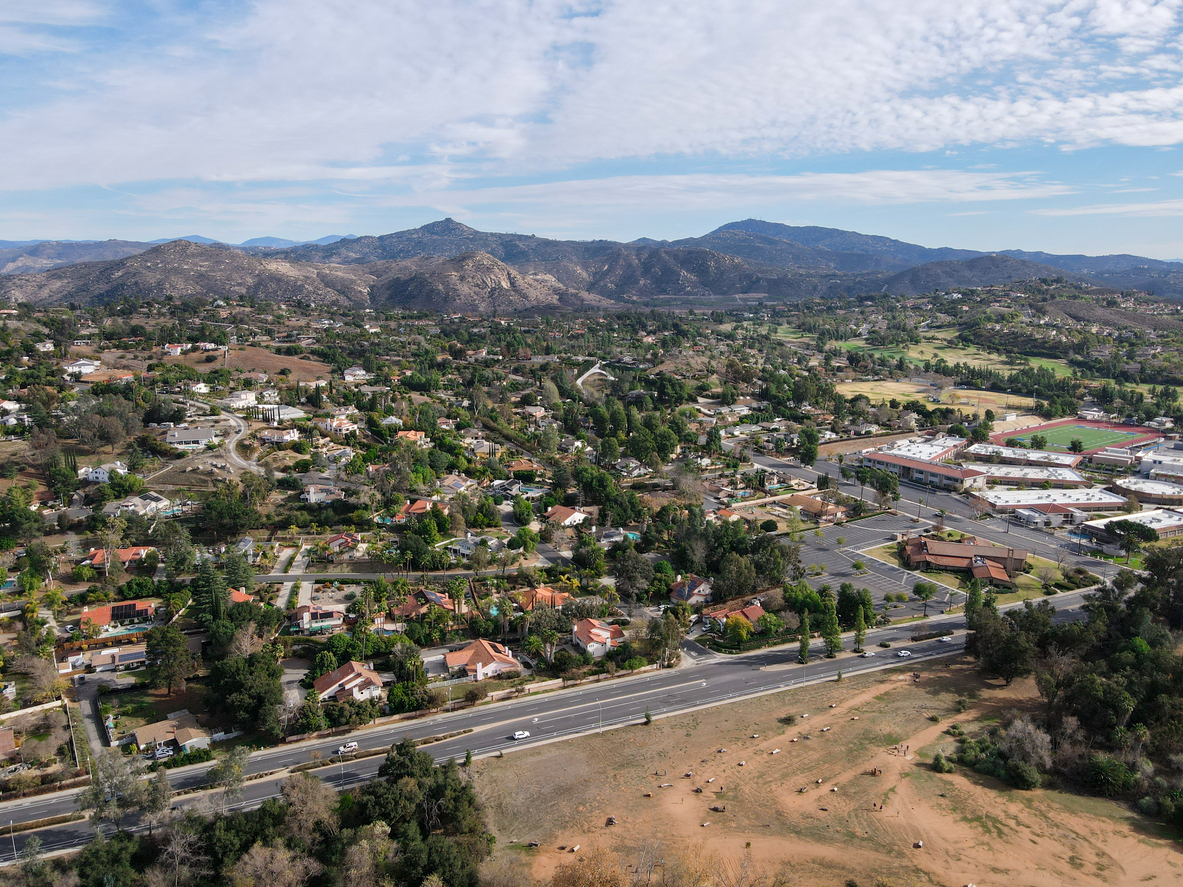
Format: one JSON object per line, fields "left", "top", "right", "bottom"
{"left": 471, "top": 662, "right": 1182, "bottom": 887}
{"left": 835, "top": 381, "right": 1035, "bottom": 415}
{"left": 163, "top": 346, "right": 332, "bottom": 384}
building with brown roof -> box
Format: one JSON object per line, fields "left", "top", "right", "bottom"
{"left": 518, "top": 586, "right": 572, "bottom": 611}
{"left": 571, "top": 618, "right": 625, "bottom": 658}
{"left": 133, "top": 712, "right": 210, "bottom": 754}
{"left": 312, "top": 661, "right": 384, "bottom": 703}
{"left": 902, "top": 536, "right": 1026, "bottom": 585}
{"left": 445, "top": 639, "right": 519, "bottom": 679}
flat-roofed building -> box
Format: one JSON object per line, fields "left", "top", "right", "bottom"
{"left": 1081, "top": 509, "right": 1183, "bottom": 543}
{"left": 963, "top": 443, "right": 1083, "bottom": 468}
{"left": 963, "top": 464, "right": 1089, "bottom": 488}
{"left": 860, "top": 451, "right": 986, "bottom": 491}
{"left": 1112, "top": 478, "right": 1183, "bottom": 507}
{"left": 867, "top": 435, "right": 967, "bottom": 463}
{"left": 970, "top": 487, "right": 1128, "bottom": 514}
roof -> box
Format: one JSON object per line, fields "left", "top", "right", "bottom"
{"left": 445, "top": 639, "right": 518, "bottom": 674}
{"left": 1082, "top": 508, "right": 1183, "bottom": 534}
{"left": 518, "top": 586, "right": 572, "bottom": 611}
{"left": 573, "top": 618, "right": 625, "bottom": 650}
{"left": 311, "top": 660, "right": 382, "bottom": 698}
{"left": 133, "top": 712, "right": 207, "bottom": 748}
{"left": 228, "top": 588, "right": 255, "bottom": 604}
{"left": 705, "top": 603, "right": 767, "bottom": 625}
{"left": 80, "top": 600, "right": 154, "bottom": 627}
{"left": 872, "top": 435, "right": 966, "bottom": 463}
{"left": 971, "top": 560, "right": 1012, "bottom": 583}
{"left": 863, "top": 451, "right": 985, "bottom": 479}
{"left": 670, "top": 575, "right": 711, "bottom": 601}
{"left": 544, "top": 505, "right": 589, "bottom": 524}
{"left": 976, "top": 488, "right": 1128, "bottom": 509}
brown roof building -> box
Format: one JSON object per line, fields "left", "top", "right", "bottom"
{"left": 902, "top": 536, "right": 1026, "bottom": 586}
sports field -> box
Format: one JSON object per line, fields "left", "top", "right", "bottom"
{"left": 996, "top": 419, "right": 1163, "bottom": 454}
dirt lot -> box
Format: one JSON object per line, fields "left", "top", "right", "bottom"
{"left": 162, "top": 345, "right": 332, "bottom": 384}
{"left": 471, "top": 662, "right": 1182, "bottom": 887}
{"left": 836, "top": 380, "right": 1036, "bottom": 415}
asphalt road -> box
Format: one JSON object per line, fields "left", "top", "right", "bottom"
{"left": 0, "top": 588, "right": 1095, "bottom": 861}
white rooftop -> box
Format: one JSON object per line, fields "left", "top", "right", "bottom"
{"left": 964, "top": 464, "right": 1086, "bottom": 483}
{"left": 1083, "top": 509, "right": 1183, "bottom": 533}
{"left": 876, "top": 435, "right": 966, "bottom": 463}
{"left": 963, "top": 443, "right": 1080, "bottom": 467}
{"left": 1113, "top": 478, "right": 1183, "bottom": 497}
{"left": 977, "top": 488, "right": 1128, "bottom": 508}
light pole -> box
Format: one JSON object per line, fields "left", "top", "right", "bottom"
{"left": 598, "top": 700, "right": 603, "bottom": 733}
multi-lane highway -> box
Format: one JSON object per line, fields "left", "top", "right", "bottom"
{"left": 0, "top": 588, "right": 1095, "bottom": 862}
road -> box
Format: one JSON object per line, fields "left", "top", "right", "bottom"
{"left": 221, "top": 411, "right": 261, "bottom": 476}
{"left": 0, "top": 588, "right": 1096, "bottom": 861}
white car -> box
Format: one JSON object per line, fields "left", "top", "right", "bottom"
{"left": 858, "top": 651, "right": 875, "bottom": 658}
{"left": 337, "top": 741, "right": 359, "bottom": 756}
{"left": 512, "top": 730, "right": 531, "bottom": 741}
{"left": 896, "top": 650, "right": 912, "bottom": 658}
{"left": 937, "top": 636, "right": 952, "bottom": 643}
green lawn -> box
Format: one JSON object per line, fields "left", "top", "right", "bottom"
{"left": 1010, "top": 424, "right": 1140, "bottom": 452}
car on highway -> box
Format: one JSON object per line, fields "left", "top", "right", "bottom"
{"left": 337, "top": 741, "right": 359, "bottom": 756}
{"left": 937, "top": 636, "right": 953, "bottom": 643}
{"left": 858, "top": 651, "right": 875, "bottom": 658}
{"left": 896, "top": 650, "right": 912, "bottom": 658}
{"left": 512, "top": 730, "right": 531, "bottom": 740}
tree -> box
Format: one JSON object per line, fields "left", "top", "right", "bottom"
{"left": 821, "top": 600, "right": 842, "bottom": 657}
{"left": 797, "top": 611, "right": 811, "bottom": 664}
{"left": 511, "top": 496, "right": 533, "bottom": 527}
{"left": 141, "top": 769, "right": 172, "bottom": 837}
{"left": 714, "top": 551, "right": 756, "bottom": 601}
{"left": 208, "top": 745, "right": 252, "bottom": 814}
{"left": 853, "top": 606, "right": 866, "bottom": 652}
{"left": 228, "top": 842, "right": 321, "bottom": 887}
{"left": 1107, "top": 519, "right": 1158, "bottom": 563}
{"left": 1030, "top": 434, "right": 1048, "bottom": 450}
{"left": 613, "top": 548, "right": 654, "bottom": 610}
{"left": 282, "top": 772, "right": 339, "bottom": 848}
{"left": 964, "top": 578, "right": 983, "bottom": 627}
{"left": 725, "top": 615, "right": 751, "bottom": 643}
{"left": 76, "top": 749, "right": 145, "bottom": 829}
{"left": 796, "top": 426, "right": 820, "bottom": 467}
{"left": 98, "top": 516, "right": 127, "bottom": 579}
{"left": 913, "top": 580, "right": 939, "bottom": 617}
{"left": 145, "top": 624, "right": 195, "bottom": 696}
{"left": 1069, "top": 438, "right": 1085, "bottom": 453}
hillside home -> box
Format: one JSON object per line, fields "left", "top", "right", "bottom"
{"left": 312, "top": 661, "right": 383, "bottom": 703}
{"left": 571, "top": 618, "right": 625, "bottom": 658}
{"left": 669, "top": 575, "right": 713, "bottom": 606}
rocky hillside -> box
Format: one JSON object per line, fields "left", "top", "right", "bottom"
{"left": 0, "top": 240, "right": 153, "bottom": 275}
{"left": 880, "top": 255, "right": 1082, "bottom": 296}
{"left": 0, "top": 240, "right": 376, "bottom": 306}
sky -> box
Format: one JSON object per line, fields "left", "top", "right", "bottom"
{"left": 3, "top": 1, "right": 1183, "bottom": 257}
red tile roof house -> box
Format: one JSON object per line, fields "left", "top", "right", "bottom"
{"left": 571, "top": 618, "right": 624, "bottom": 658}
{"left": 445, "top": 639, "right": 519, "bottom": 679}
{"left": 704, "top": 602, "right": 767, "bottom": 633}
{"left": 517, "top": 586, "right": 573, "bottom": 611}
{"left": 80, "top": 546, "right": 157, "bottom": 569}
{"left": 312, "top": 661, "right": 384, "bottom": 703}
{"left": 80, "top": 600, "right": 155, "bottom": 633}
{"left": 228, "top": 588, "right": 259, "bottom": 606}
{"left": 325, "top": 532, "right": 362, "bottom": 555}
{"left": 669, "top": 575, "right": 713, "bottom": 606}
{"left": 543, "top": 505, "right": 590, "bottom": 528}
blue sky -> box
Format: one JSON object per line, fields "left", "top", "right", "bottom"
{"left": 3, "top": 1, "right": 1183, "bottom": 257}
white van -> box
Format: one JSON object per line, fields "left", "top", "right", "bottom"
{"left": 337, "top": 741, "right": 359, "bottom": 756}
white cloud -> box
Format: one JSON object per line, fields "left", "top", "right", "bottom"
{"left": 1034, "top": 198, "right": 1183, "bottom": 214}
{"left": 0, "top": 0, "right": 1181, "bottom": 209}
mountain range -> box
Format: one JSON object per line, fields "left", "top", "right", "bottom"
{"left": 0, "top": 219, "right": 1180, "bottom": 313}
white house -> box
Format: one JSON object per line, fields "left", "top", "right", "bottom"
{"left": 64, "top": 358, "right": 101, "bottom": 377}
{"left": 222, "top": 391, "right": 256, "bottom": 410}
{"left": 343, "top": 366, "right": 371, "bottom": 383}
{"left": 317, "top": 416, "right": 358, "bottom": 436}
{"left": 444, "top": 639, "right": 520, "bottom": 679}
{"left": 301, "top": 484, "right": 343, "bottom": 504}
{"left": 312, "top": 661, "right": 383, "bottom": 703}
{"left": 163, "top": 344, "right": 191, "bottom": 356}
{"left": 259, "top": 428, "right": 300, "bottom": 445}
{"left": 166, "top": 428, "right": 219, "bottom": 449}
{"left": 572, "top": 618, "right": 625, "bottom": 658}
{"left": 543, "top": 505, "right": 591, "bottom": 528}
{"left": 82, "top": 461, "right": 128, "bottom": 484}
{"left": 34, "top": 341, "right": 55, "bottom": 353}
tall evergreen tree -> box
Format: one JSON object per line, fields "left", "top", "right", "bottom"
{"left": 854, "top": 606, "right": 866, "bottom": 653}
{"left": 798, "top": 611, "right": 811, "bottom": 664}
{"left": 822, "top": 600, "right": 842, "bottom": 657}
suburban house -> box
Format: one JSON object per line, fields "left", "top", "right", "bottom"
{"left": 437, "top": 474, "right": 477, "bottom": 497}
{"left": 445, "top": 639, "right": 520, "bottom": 679}
{"left": 325, "top": 532, "right": 361, "bottom": 554}
{"left": 901, "top": 536, "right": 1027, "bottom": 586}
{"left": 342, "top": 366, "right": 371, "bottom": 383}
{"left": 222, "top": 391, "right": 256, "bottom": 410}
{"left": 259, "top": 428, "right": 300, "bottom": 445}
{"left": 543, "top": 505, "right": 591, "bottom": 527}
{"left": 392, "top": 587, "right": 458, "bottom": 619}
{"left": 132, "top": 712, "right": 210, "bottom": 755}
{"left": 669, "top": 575, "right": 713, "bottom": 606}
{"left": 316, "top": 416, "right": 358, "bottom": 436}
{"left": 102, "top": 491, "right": 172, "bottom": 518}
{"left": 704, "top": 602, "right": 767, "bottom": 633}
{"left": 162, "top": 343, "right": 192, "bottom": 356}
{"left": 301, "top": 484, "right": 344, "bottom": 504}
{"left": 89, "top": 645, "right": 148, "bottom": 672}
{"left": 517, "top": 586, "right": 572, "bottom": 611}
{"left": 80, "top": 461, "right": 128, "bottom": 484}
{"left": 290, "top": 606, "right": 345, "bottom": 634}
{"left": 785, "top": 493, "right": 848, "bottom": 523}
{"left": 312, "top": 661, "right": 384, "bottom": 703}
{"left": 396, "top": 430, "right": 431, "bottom": 448}
{"left": 64, "top": 358, "right": 101, "bottom": 377}
{"left": 80, "top": 546, "right": 157, "bottom": 569}
{"left": 398, "top": 499, "right": 448, "bottom": 520}
{"left": 80, "top": 600, "right": 155, "bottom": 633}
{"left": 229, "top": 587, "right": 258, "bottom": 606}
{"left": 571, "top": 618, "right": 625, "bottom": 658}
{"left": 166, "top": 428, "right": 220, "bottom": 449}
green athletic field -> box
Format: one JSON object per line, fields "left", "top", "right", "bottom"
{"left": 1013, "top": 424, "right": 1139, "bottom": 452}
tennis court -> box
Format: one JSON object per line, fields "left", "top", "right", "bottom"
{"left": 1006, "top": 422, "right": 1150, "bottom": 453}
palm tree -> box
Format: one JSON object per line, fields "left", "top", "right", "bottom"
{"left": 523, "top": 634, "right": 543, "bottom": 662}
{"left": 42, "top": 589, "right": 65, "bottom": 619}
{"left": 541, "top": 629, "right": 559, "bottom": 667}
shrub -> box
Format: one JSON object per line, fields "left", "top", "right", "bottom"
{"left": 1006, "top": 760, "right": 1041, "bottom": 790}
{"left": 1085, "top": 754, "right": 1136, "bottom": 798}
{"left": 932, "top": 752, "right": 956, "bottom": 774}
{"left": 879, "top": 641, "right": 891, "bottom": 648}
{"left": 1136, "top": 796, "right": 1159, "bottom": 816}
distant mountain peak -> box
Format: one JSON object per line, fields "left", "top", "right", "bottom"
{"left": 418, "top": 218, "right": 477, "bottom": 236}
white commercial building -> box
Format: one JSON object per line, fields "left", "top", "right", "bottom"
{"left": 970, "top": 487, "right": 1128, "bottom": 514}
{"left": 1081, "top": 509, "right": 1183, "bottom": 542}
{"left": 871, "top": 435, "right": 967, "bottom": 463}
{"left": 963, "top": 443, "right": 1083, "bottom": 468}
{"left": 1112, "top": 478, "right": 1183, "bottom": 506}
